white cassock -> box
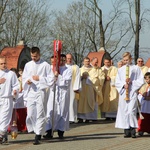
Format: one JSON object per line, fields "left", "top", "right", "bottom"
{"left": 115, "top": 65, "right": 144, "bottom": 129}
{"left": 0, "top": 69, "right": 19, "bottom": 135}
{"left": 22, "top": 59, "right": 51, "bottom": 135}
{"left": 40, "top": 66, "right": 72, "bottom": 131}
{"left": 66, "top": 64, "right": 81, "bottom": 122}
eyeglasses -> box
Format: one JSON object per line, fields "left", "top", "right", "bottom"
{"left": 138, "top": 61, "right": 143, "bottom": 62}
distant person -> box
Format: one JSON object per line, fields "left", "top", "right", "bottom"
{"left": 42, "top": 54, "right": 72, "bottom": 139}
{"left": 87, "top": 57, "right": 105, "bottom": 122}
{"left": 0, "top": 56, "right": 19, "bottom": 144}
{"left": 115, "top": 52, "right": 144, "bottom": 138}
{"left": 137, "top": 58, "right": 149, "bottom": 75}
{"left": 66, "top": 53, "right": 81, "bottom": 123}
{"left": 77, "top": 57, "right": 95, "bottom": 123}
{"left": 138, "top": 72, "right": 150, "bottom": 136}
{"left": 101, "top": 58, "right": 118, "bottom": 120}
{"left": 117, "top": 60, "right": 124, "bottom": 68}
{"left": 8, "top": 68, "right": 27, "bottom": 133}
{"left": 22, "top": 47, "right": 51, "bottom": 145}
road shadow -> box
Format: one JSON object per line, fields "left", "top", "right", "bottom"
{"left": 69, "top": 119, "right": 116, "bottom": 129}
{"left": 6, "top": 132, "right": 121, "bottom": 145}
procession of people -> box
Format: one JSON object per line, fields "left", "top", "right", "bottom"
{"left": 1, "top": 46, "right": 150, "bottom": 145}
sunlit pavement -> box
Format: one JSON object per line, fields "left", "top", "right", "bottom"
{"left": 1, "top": 119, "right": 150, "bottom": 150}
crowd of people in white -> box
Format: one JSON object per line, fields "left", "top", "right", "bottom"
{"left": 0, "top": 47, "right": 150, "bottom": 145}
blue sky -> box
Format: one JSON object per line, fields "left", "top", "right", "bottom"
{"left": 51, "top": 0, "right": 73, "bottom": 11}
{"left": 50, "top": 0, "right": 150, "bottom": 61}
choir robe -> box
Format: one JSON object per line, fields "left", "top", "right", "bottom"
{"left": 77, "top": 66, "right": 98, "bottom": 120}
{"left": 115, "top": 64, "right": 144, "bottom": 129}
{"left": 89, "top": 67, "right": 105, "bottom": 106}
{"left": 40, "top": 66, "right": 72, "bottom": 131}
{"left": 80, "top": 67, "right": 105, "bottom": 120}
{"left": 22, "top": 59, "right": 51, "bottom": 135}
{"left": 137, "top": 65, "right": 149, "bottom": 75}
{"left": 66, "top": 64, "right": 81, "bottom": 122}
{"left": 0, "top": 69, "right": 19, "bottom": 136}
{"left": 101, "top": 66, "right": 118, "bottom": 118}
{"left": 138, "top": 83, "right": 150, "bottom": 133}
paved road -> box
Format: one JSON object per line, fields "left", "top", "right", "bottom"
{"left": 1, "top": 119, "right": 150, "bottom": 150}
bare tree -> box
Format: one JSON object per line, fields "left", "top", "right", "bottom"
{"left": 84, "top": 0, "right": 134, "bottom": 59}
{"left": 48, "top": 1, "right": 93, "bottom": 65}
{"left": 0, "top": 0, "right": 10, "bottom": 32}
{"left": 0, "top": 0, "right": 12, "bottom": 49}
{"left": 127, "top": 0, "right": 144, "bottom": 63}
{"left": 1, "top": 0, "right": 52, "bottom": 50}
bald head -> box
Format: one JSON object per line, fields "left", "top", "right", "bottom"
{"left": 66, "top": 53, "right": 73, "bottom": 65}
{"left": 91, "top": 57, "right": 98, "bottom": 67}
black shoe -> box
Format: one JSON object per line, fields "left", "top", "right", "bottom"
{"left": 111, "top": 118, "right": 116, "bottom": 121}
{"left": 131, "top": 134, "right": 136, "bottom": 138}
{"left": 58, "top": 130, "right": 64, "bottom": 139}
{"left": 0, "top": 134, "right": 8, "bottom": 144}
{"left": 92, "top": 120, "right": 97, "bottom": 122}
{"left": 0, "top": 138, "right": 2, "bottom": 142}
{"left": 105, "top": 118, "right": 111, "bottom": 121}
{"left": 78, "top": 118, "right": 83, "bottom": 123}
{"left": 33, "top": 139, "right": 40, "bottom": 145}
{"left": 124, "top": 129, "right": 131, "bottom": 138}
{"left": 38, "top": 135, "right": 41, "bottom": 141}
{"left": 43, "top": 134, "right": 53, "bottom": 139}
{"left": 124, "top": 135, "right": 131, "bottom": 138}
{"left": 130, "top": 127, "right": 136, "bottom": 138}
{"left": 43, "top": 129, "right": 53, "bottom": 139}
{"left": 85, "top": 120, "right": 90, "bottom": 123}
{"left": 33, "top": 135, "right": 41, "bottom": 145}
{"left": 138, "top": 131, "right": 144, "bottom": 136}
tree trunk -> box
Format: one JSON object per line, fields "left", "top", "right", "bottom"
{"left": 134, "top": 0, "right": 140, "bottom": 63}
{"left": 99, "top": 9, "right": 105, "bottom": 49}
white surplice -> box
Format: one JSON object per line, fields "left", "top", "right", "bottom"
{"left": 22, "top": 59, "right": 51, "bottom": 135}
{"left": 0, "top": 69, "right": 19, "bottom": 135}
{"left": 138, "top": 85, "right": 150, "bottom": 114}
{"left": 40, "top": 65, "right": 72, "bottom": 131}
{"left": 66, "top": 64, "right": 81, "bottom": 122}
{"left": 115, "top": 65, "right": 144, "bottom": 129}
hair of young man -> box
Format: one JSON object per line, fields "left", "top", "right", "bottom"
{"left": 144, "top": 72, "right": 150, "bottom": 79}
{"left": 83, "top": 56, "right": 90, "bottom": 61}
{"left": 61, "top": 54, "right": 66, "bottom": 58}
{"left": 0, "top": 55, "right": 6, "bottom": 59}
{"left": 50, "top": 55, "right": 54, "bottom": 59}
{"left": 18, "top": 68, "right": 23, "bottom": 72}
{"left": 104, "top": 57, "right": 111, "bottom": 62}
{"left": 122, "top": 52, "right": 132, "bottom": 58}
{"left": 30, "top": 47, "right": 40, "bottom": 54}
